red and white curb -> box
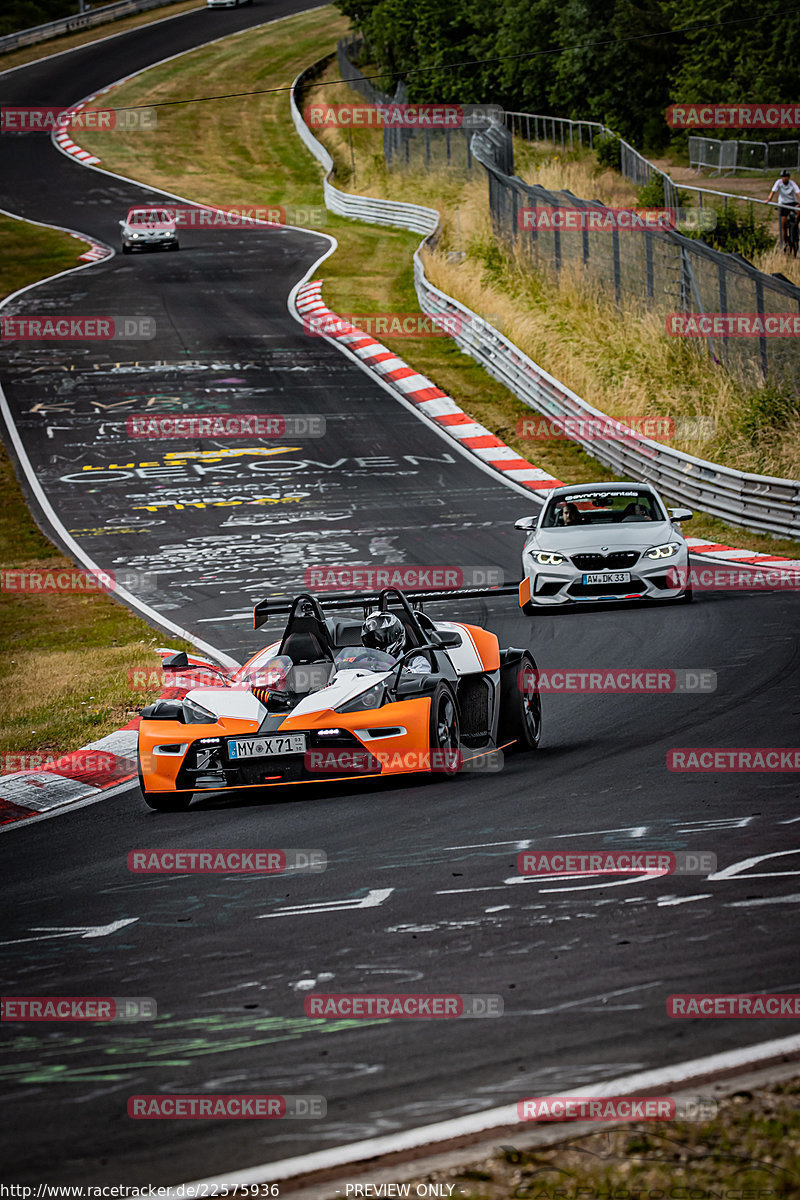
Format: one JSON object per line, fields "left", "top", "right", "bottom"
{"left": 53, "top": 103, "right": 102, "bottom": 165}
{"left": 685, "top": 537, "right": 799, "bottom": 566}
{"left": 295, "top": 281, "right": 563, "bottom": 494}
{"left": 0, "top": 723, "right": 139, "bottom": 827}
{"left": 77, "top": 238, "right": 111, "bottom": 262}
{"left": 0, "top": 653, "right": 222, "bottom": 828}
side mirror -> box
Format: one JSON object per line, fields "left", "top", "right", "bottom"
{"left": 141, "top": 699, "right": 185, "bottom": 721}
{"left": 162, "top": 651, "right": 190, "bottom": 670}
{"left": 514, "top": 516, "right": 537, "bottom": 531}
{"left": 669, "top": 508, "right": 693, "bottom": 523}
{"left": 118, "top": 220, "right": 126, "bottom": 227}
{"left": 432, "top": 630, "right": 462, "bottom": 648}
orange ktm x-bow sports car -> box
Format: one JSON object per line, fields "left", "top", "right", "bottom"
{"left": 137, "top": 586, "right": 541, "bottom": 810}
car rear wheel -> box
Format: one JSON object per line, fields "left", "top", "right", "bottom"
{"left": 498, "top": 651, "right": 541, "bottom": 752}
{"left": 138, "top": 761, "right": 191, "bottom": 811}
{"left": 428, "top": 682, "right": 460, "bottom": 777}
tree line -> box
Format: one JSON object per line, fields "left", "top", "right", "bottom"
{"left": 333, "top": 0, "right": 800, "bottom": 150}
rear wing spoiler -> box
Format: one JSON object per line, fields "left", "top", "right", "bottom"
{"left": 253, "top": 584, "right": 521, "bottom": 630}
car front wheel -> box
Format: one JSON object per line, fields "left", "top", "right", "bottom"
{"left": 498, "top": 651, "right": 541, "bottom": 752}
{"left": 138, "top": 761, "right": 191, "bottom": 811}
{"left": 428, "top": 682, "right": 460, "bottom": 777}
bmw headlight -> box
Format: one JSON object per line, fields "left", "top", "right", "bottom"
{"left": 533, "top": 551, "right": 566, "bottom": 566}
{"left": 183, "top": 697, "right": 218, "bottom": 723}
{"left": 334, "top": 681, "right": 385, "bottom": 713}
{"left": 645, "top": 542, "right": 680, "bottom": 559}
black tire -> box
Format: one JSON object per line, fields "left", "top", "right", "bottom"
{"left": 428, "top": 682, "right": 461, "bottom": 777}
{"left": 498, "top": 651, "right": 541, "bottom": 752}
{"left": 122, "top": 245, "right": 131, "bottom": 254}
{"left": 171, "top": 241, "right": 180, "bottom": 250}
{"left": 138, "top": 760, "right": 191, "bottom": 811}
{"left": 680, "top": 585, "right": 694, "bottom": 604}
{"left": 521, "top": 601, "right": 536, "bottom": 615}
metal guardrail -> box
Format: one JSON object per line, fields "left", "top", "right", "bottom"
{"left": 413, "top": 256, "right": 800, "bottom": 537}
{"left": 291, "top": 58, "right": 438, "bottom": 236}
{"left": 0, "top": 0, "right": 188, "bottom": 55}
{"left": 291, "top": 59, "right": 800, "bottom": 540}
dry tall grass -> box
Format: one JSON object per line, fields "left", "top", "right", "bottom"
{"left": 307, "top": 68, "right": 800, "bottom": 479}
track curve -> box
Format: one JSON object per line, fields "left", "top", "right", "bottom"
{"left": 1, "top": 7, "right": 800, "bottom": 1186}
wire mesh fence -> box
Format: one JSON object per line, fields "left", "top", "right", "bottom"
{"left": 689, "top": 136, "right": 800, "bottom": 173}
{"left": 336, "top": 39, "right": 800, "bottom": 388}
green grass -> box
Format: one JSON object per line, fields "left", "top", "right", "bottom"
{"left": 0, "top": 219, "right": 188, "bottom": 759}
{"left": 0, "top": 443, "right": 188, "bottom": 758}
{"left": 0, "top": 214, "right": 87, "bottom": 301}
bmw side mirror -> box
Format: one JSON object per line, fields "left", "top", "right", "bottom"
{"left": 515, "top": 516, "right": 537, "bottom": 530}
{"left": 668, "top": 508, "right": 693, "bottom": 522}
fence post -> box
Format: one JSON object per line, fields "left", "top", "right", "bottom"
{"left": 717, "top": 262, "right": 729, "bottom": 366}
{"left": 645, "top": 232, "right": 654, "bottom": 304}
{"left": 754, "top": 278, "right": 768, "bottom": 377}
{"left": 612, "top": 228, "right": 621, "bottom": 304}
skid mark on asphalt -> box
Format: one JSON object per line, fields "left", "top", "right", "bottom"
{"left": 0, "top": 1015, "right": 387, "bottom": 1088}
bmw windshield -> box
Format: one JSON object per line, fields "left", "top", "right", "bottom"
{"left": 541, "top": 490, "right": 666, "bottom": 529}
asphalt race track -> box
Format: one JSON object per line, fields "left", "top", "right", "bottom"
{"left": 1, "top": 4, "right": 800, "bottom": 1187}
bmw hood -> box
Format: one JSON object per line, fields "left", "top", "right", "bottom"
{"left": 530, "top": 520, "right": 679, "bottom": 553}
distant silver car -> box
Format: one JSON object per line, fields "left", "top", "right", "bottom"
{"left": 515, "top": 482, "right": 693, "bottom": 610}
{"left": 120, "top": 207, "right": 179, "bottom": 254}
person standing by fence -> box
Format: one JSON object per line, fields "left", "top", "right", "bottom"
{"left": 767, "top": 169, "right": 800, "bottom": 250}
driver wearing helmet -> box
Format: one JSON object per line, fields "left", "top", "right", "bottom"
{"left": 361, "top": 610, "right": 432, "bottom": 674}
